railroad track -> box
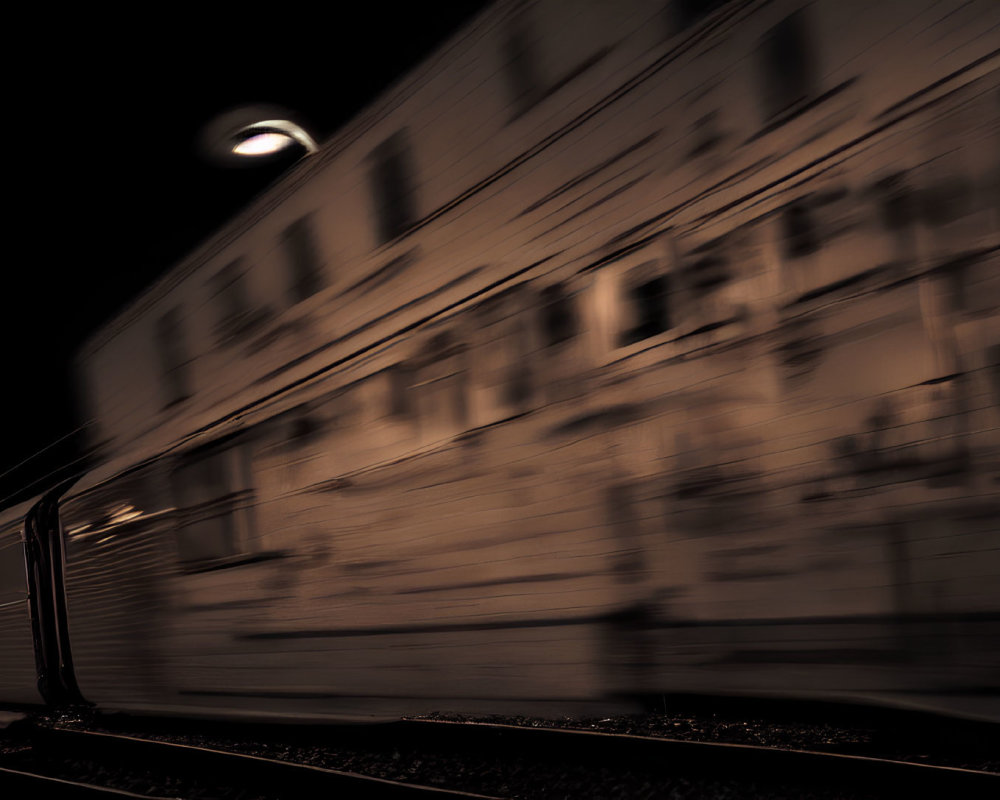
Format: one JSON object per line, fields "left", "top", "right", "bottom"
{"left": 0, "top": 764, "right": 179, "bottom": 798}
{"left": 28, "top": 715, "right": 998, "bottom": 798}
{"left": 3, "top": 725, "right": 502, "bottom": 799}
{"left": 398, "top": 719, "right": 1000, "bottom": 796}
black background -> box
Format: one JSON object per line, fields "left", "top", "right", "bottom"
{"left": 3, "top": 3, "right": 492, "bottom": 506}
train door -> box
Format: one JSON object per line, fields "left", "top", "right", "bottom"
{"left": 0, "top": 505, "right": 45, "bottom": 705}
{"left": 24, "top": 483, "right": 83, "bottom": 705}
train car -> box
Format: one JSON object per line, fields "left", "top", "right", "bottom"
{"left": 0, "top": 486, "right": 82, "bottom": 711}
{"left": 54, "top": 350, "right": 628, "bottom": 721}
{"left": 0, "top": 499, "right": 45, "bottom": 708}
{"left": 3, "top": 0, "right": 999, "bottom": 724}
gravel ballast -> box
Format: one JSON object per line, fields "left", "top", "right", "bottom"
{"left": 2, "top": 699, "right": 996, "bottom": 799}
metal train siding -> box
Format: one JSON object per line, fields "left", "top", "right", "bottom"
{"left": 0, "top": 499, "right": 45, "bottom": 708}
{"left": 4, "top": 0, "right": 1000, "bottom": 723}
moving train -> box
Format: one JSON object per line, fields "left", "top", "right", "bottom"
{"left": 3, "top": 0, "right": 1000, "bottom": 724}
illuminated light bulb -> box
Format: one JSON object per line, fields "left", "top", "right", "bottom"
{"left": 200, "top": 107, "right": 319, "bottom": 166}
{"left": 233, "top": 132, "right": 296, "bottom": 156}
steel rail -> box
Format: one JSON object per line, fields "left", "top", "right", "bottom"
{"left": 36, "top": 714, "right": 998, "bottom": 797}
{"left": 397, "top": 719, "right": 1000, "bottom": 795}
{"left": 39, "top": 726, "right": 502, "bottom": 800}
{"left": 0, "top": 764, "right": 180, "bottom": 799}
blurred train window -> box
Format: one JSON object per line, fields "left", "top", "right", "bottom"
{"left": 211, "top": 258, "right": 252, "bottom": 343}
{"left": 689, "top": 111, "right": 724, "bottom": 159}
{"left": 620, "top": 273, "right": 671, "bottom": 346}
{"left": 171, "top": 440, "right": 254, "bottom": 568}
{"left": 417, "top": 370, "right": 469, "bottom": 434}
{"left": 416, "top": 333, "right": 469, "bottom": 434}
{"left": 920, "top": 177, "right": 973, "bottom": 228}
{"left": 388, "top": 363, "right": 415, "bottom": 420}
{"left": 874, "top": 173, "right": 916, "bottom": 231}
{"left": 783, "top": 200, "right": 819, "bottom": 259}
{"left": 758, "top": 11, "right": 815, "bottom": 120}
{"left": 288, "top": 409, "right": 321, "bottom": 448}
{"left": 155, "top": 307, "right": 190, "bottom": 408}
{"left": 282, "top": 215, "right": 323, "bottom": 303}
{"left": 540, "top": 283, "right": 577, "bottom": 346}
{"left": 504, "top": 348, "right": 532, "bottom": 409}
{"left": 685, "top": 253, "right": 730, "bottom": 295}
{"left": 503, "top": 7, "right": 543, "bottom": 118}
{"left": 0, "top": 540, "right": 25, "bottom": 603}
{"left": 672, "top": 0, "right": 727, "bottom": 31}
{"left": 369, "top": 130, "right": 417, "bottom": 244}
{"left": 945, "top": 262, "right": 969, "bottom": 314}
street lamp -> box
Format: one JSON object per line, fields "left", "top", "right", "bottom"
{"left": 200, "top": 105, "right": 319, "bottom": 167}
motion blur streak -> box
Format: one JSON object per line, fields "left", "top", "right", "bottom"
{"left": 3, "top": 0, "right": 999, "bottom": 723}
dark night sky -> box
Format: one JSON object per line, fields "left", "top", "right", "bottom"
{"left": 2, "top": 4, "right": 492, "bottom": 507}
